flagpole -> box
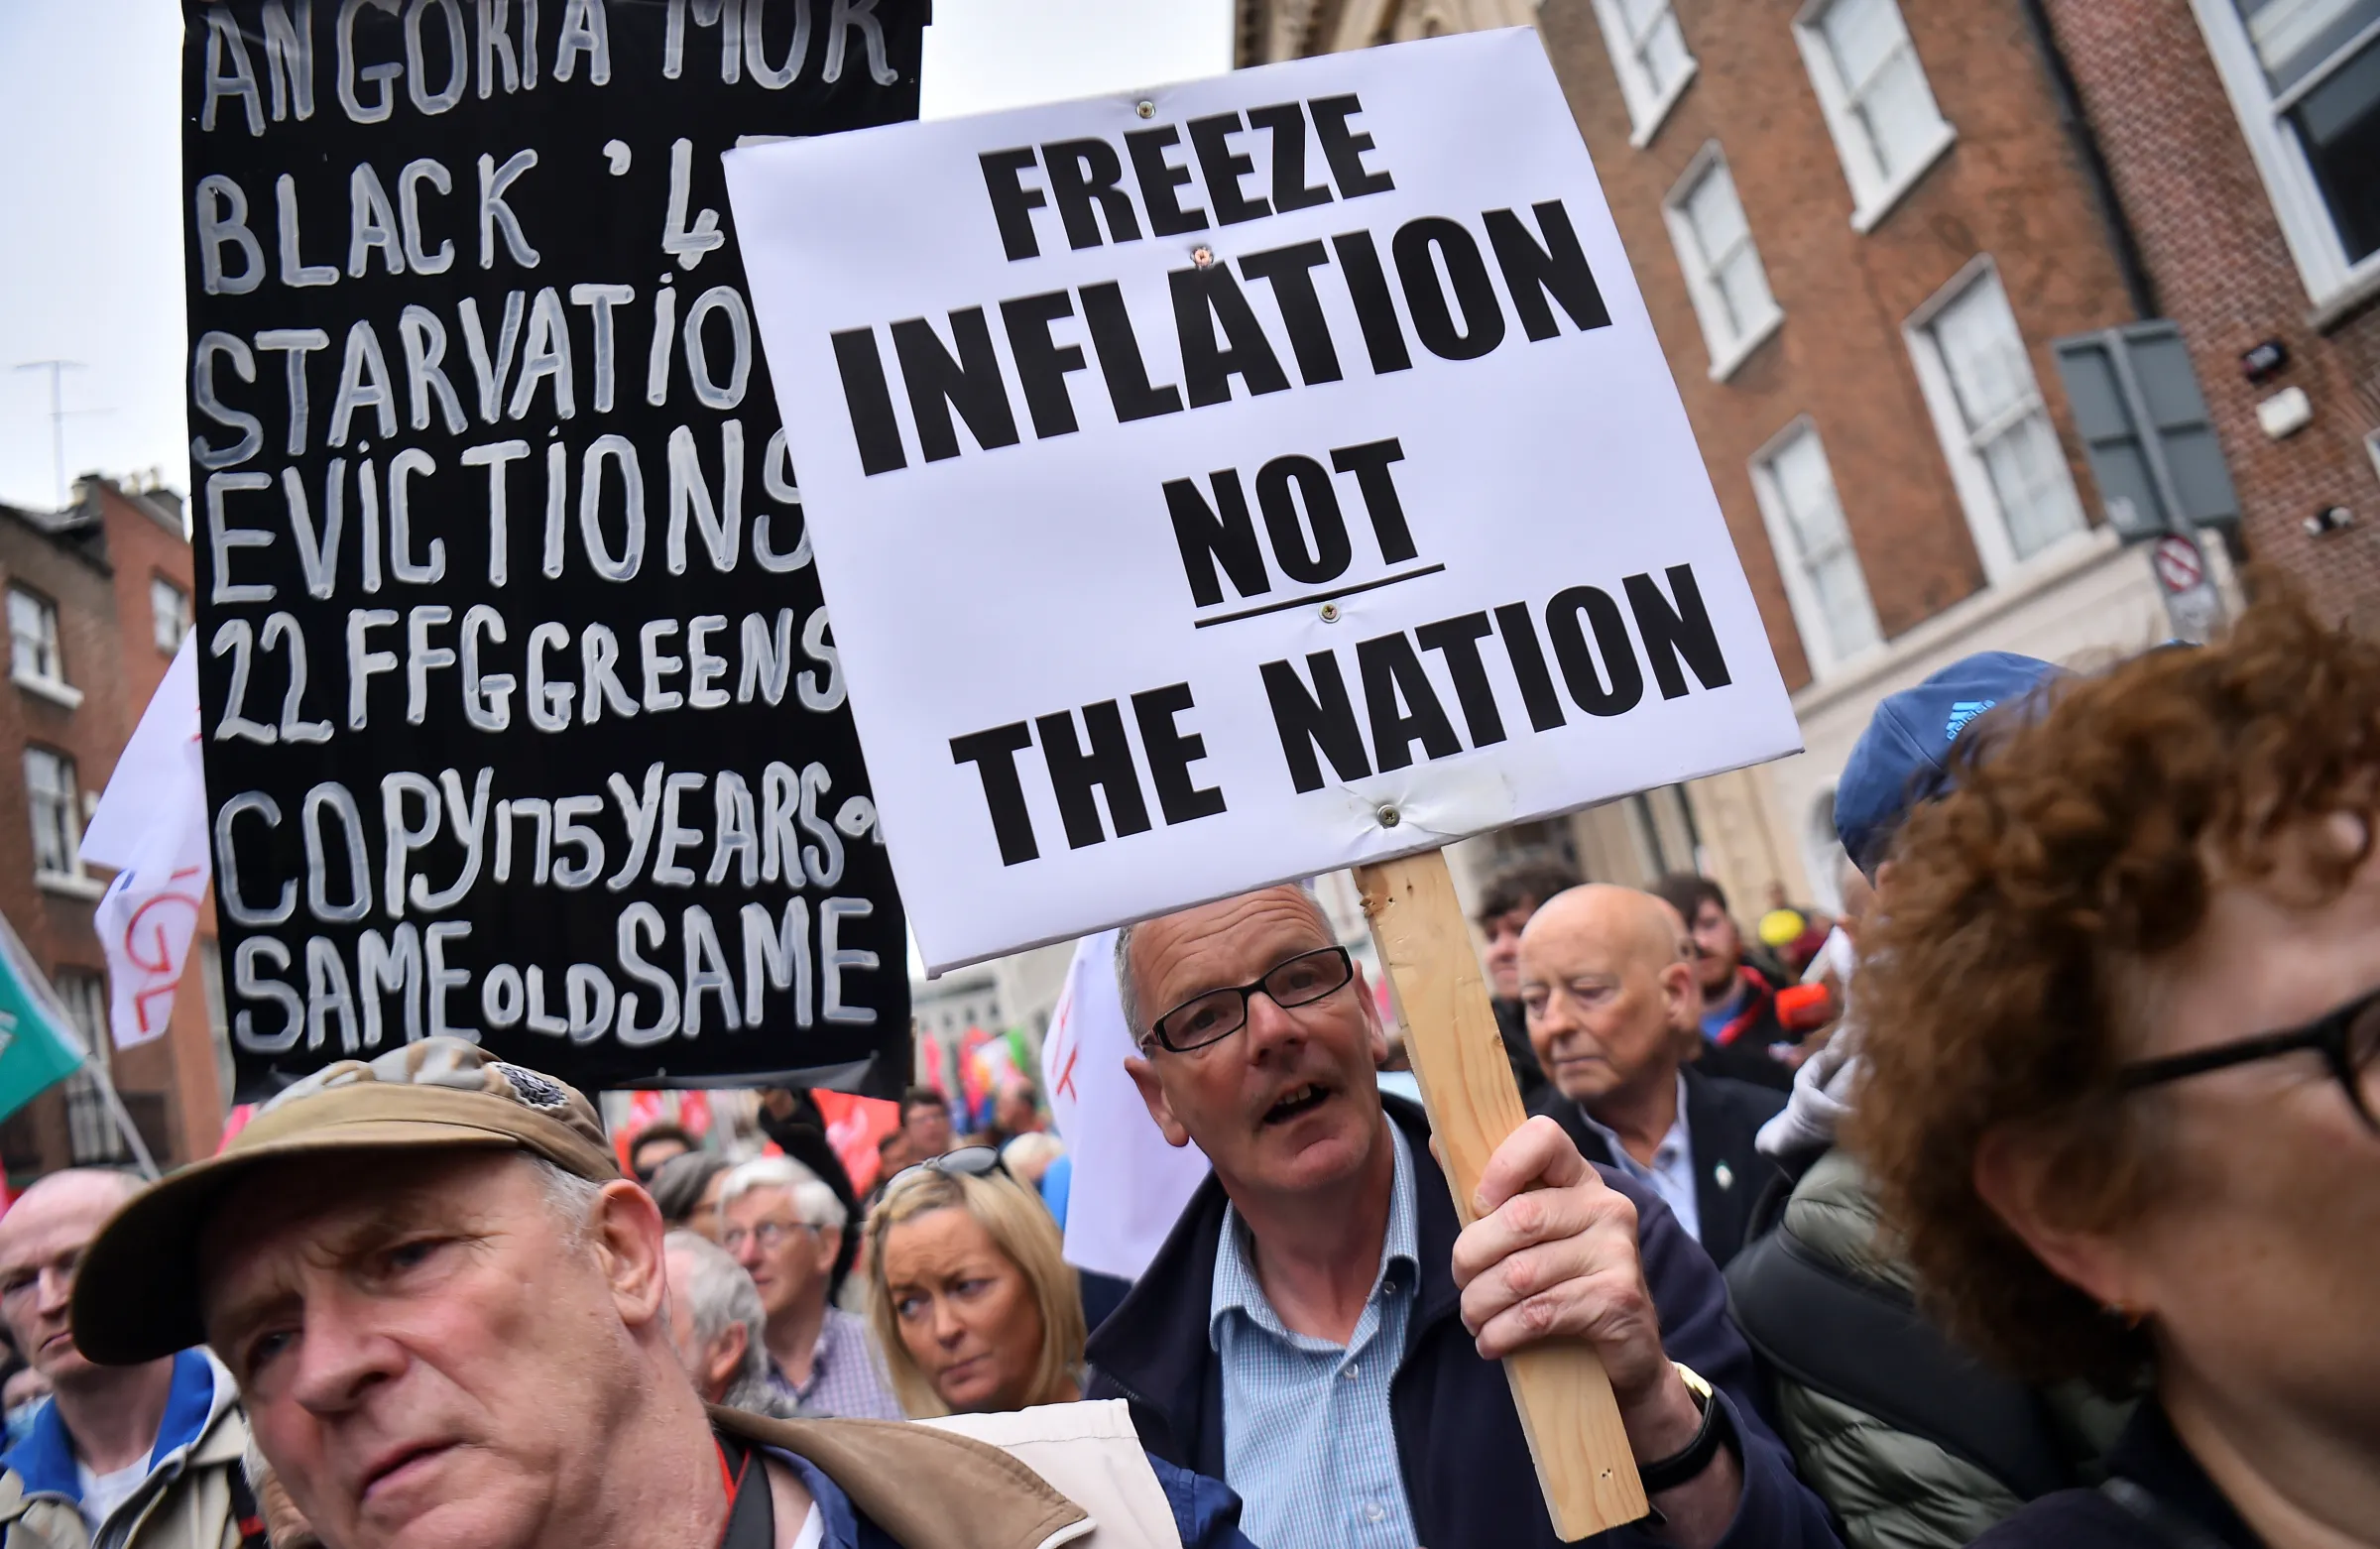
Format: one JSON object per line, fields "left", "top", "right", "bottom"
{"left": 85, "top": 1055, "right": 160, "bottom": 1181}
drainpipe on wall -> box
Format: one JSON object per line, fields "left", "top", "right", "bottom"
{"left": 2017, "top": 0, "right": 2257, "bottom": 563}
{"left": 2014, "top": 0, "right": 2160, "bottom": 322}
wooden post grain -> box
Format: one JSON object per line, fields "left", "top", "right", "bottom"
{"left": 1355, "top": 848, "right": 1648, "bottom": 1539}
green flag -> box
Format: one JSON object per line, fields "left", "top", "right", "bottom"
{"left": 0, "top": 911, "right": 86, "bottom": 1122}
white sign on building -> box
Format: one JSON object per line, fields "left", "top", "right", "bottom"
{"left": 727, "top": 29, "right": 1800, "bottom": 972}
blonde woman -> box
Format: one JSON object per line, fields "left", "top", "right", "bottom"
{"left": 866, "top": 1149, "right": 1084, "bottom": 1416}
{"left": 867, "top": 1150, "right": 1262, "bottom": 1549}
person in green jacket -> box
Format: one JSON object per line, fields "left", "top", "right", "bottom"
{"left": 1725, "top": 650, "right": 2128, "bottom": 1549}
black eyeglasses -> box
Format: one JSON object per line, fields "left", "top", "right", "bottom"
{"left": 1147, "top": 946, "right": 1356, "bottom": 1053}
{"left": 2119, "top": 982, "right": 2380, "bottom": 1132}
{"left": 887, "top": 1145, "right": 1010, "bottom": 1190}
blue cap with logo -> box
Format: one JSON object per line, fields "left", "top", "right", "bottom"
{"left": 1834, "top": 651, "right": 2065, "bottom": 878}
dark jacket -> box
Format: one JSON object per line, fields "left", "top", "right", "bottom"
{"left": 1725, "top": 1144, "right": 2134, "bottom": 1549}
{"left": 1493, "top": 997, "right": 1552, "bottom": 1107}
{"left": 1694, "top": 966, "right": 1796, "bottom": 1092}
{"left": 1528, "top": 1066, "right": 1788, "bottom": 1269}
{"left": 1083, "top": 1097, "right": 1840, "bottom": 1549}
{"left": 1970, "top": 1401, "right": 2260, "bottom": 1549}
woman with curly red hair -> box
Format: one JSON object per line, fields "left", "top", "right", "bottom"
{"left": 1848, "top": 588, "right": 2380, "bottom": 1548}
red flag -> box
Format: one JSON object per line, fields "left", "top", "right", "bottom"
{"left": 811, "top": 1090, "right": 901, "bottom": 1195}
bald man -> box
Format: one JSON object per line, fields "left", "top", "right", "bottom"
{"left": 0, "top": 1170, "right": 254, "bottom": 1549}
{"left": 1518, "top": 887, "right": 1789, "bottom": 1269}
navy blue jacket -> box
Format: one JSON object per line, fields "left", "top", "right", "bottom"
{"left": 1084, "top": 1097, "right": 1842, "bottom": 1549}
{"left": 1528, "top": 1066, "right": 1790, "bottom": 1270}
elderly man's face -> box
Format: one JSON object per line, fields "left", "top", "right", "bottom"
{"left": 0, "top": 1171, "right": 132, "bottom": 1385}
{"left": 1125, "top": 887, "right": 1387, "bottom": 1203}
{"left": 721, "top": 1187, "right": 835, "bottom": 1322}
{"left": 1520, "top": 887, "right": 1695, "bottom": 1105}
{"left": 200, "top": 1151, "right": 651, "bottom": 1549}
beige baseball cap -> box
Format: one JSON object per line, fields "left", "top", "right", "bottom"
{"left": 71, "top": 1038, "right": 622, "bottom": 1367}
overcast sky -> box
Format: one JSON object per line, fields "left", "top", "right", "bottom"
{"left": 0, "top": 0, "right": 1234, "bottom": 513}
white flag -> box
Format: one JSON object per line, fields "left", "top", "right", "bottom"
{"left": 1041, "top": 930, "right": 1211, "bottom": 1282}
{"left": 82, "top": 638, "right": 211, "bottom": 1050}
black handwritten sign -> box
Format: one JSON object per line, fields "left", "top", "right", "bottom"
{"left": 182, "top": 0, "right": 921, "bottom": 1097}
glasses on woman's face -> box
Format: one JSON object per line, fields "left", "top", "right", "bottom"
{"left": 1146, "top": 946, "right": 1356, "bottom": 1054}
{"left": 2119, "top": 981, "right": 2380, "bottom": 1132}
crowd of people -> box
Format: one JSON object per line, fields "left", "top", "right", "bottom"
{"left": 0, "top": 584, "right": 2370, "bottom": 1549}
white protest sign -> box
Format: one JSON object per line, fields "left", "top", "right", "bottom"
{"left": 727, "top": 29, "right": 1801, "bottom": 973}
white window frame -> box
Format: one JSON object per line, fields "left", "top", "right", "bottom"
{"left": 1661, "top": 143, "right": 1786, "bottom": 381}
{"left": 1748, "top": 417, "right": 1886, "bottom": 676}
{"left": 150, "top": 576, "right": 191, "bottom": 655}
{"left": 1588, "top": 0, "right": 1700, "bottom": 147}
{"left": 7, "top": 587, "right": 81, "bottom": 710}
{"left": 1903, "top": 255, "right": 2088, "bottom": 585}
{"left": 25, "top": 746, "right": 102, "bottom": 899}
{"left": 55, "top": 970, "right": 124, "bottom": 1163}
{"left": 2190, "top": 0, "right": 2380, "bottom": 317}
{"left": 1793, "top": 0, "right": 1958, "bottom": 232}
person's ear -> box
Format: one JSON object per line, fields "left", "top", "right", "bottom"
{"left": 1656, "top": 959, "right": 1696, "bottom": 1031}
{"left": 1354, "top": 962, "right": 1390, "bottom": 1069}
{"left": 1971, "top": 1128, "right": 2141, "bottom": 1313}
{"left": 589, "top": 1179, "right": 669, "bottom": 1330}
{"left": 1124, "top": 1053, "right": 1193, "bottom": 1148}
{"left": 815, "top": 1224, "right": 844, "bottom": 1274}
{"left": 708, "top": 1321, "right": 750, "bottom": 1395}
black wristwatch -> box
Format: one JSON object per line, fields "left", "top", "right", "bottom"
{"left": 1636, "top": 1364, "right": 1734, "bottom": 1494}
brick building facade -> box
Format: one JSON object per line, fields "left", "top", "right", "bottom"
{"left": 1239, "top": 0, "right": 2214, "bottom": 916}
{"left": 0, "top": 477, "right": 225, "bottom": 1180}
{"left": 2041, "top": 0, "right": 2380, "bottom": 625}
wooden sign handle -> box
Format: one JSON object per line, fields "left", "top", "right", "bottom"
{"left": 1354, "top": 848, "right": 1649, "bottom": 1539}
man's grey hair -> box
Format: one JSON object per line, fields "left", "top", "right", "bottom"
{"left": 536, "top": 1158, "right": 607, "bottom": 1241}
{"left": 662, "top": 1231, "right": 793, "bottom": 1417}
{"left": 1114, "top": 924, "right": 1145, "bottom": 1049}
{"left": 716, "top": 1155, "right": 846, "bottom": 1231}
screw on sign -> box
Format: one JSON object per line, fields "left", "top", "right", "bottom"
{"left": 2152, "top": 536, "right": 2206, "bottom": 595}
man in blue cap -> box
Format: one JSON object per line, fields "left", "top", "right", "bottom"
{"left": 1830, "top": 651, "right": 2066, "bottom": 886}
{"left": 1724, "top": 651, "right": 2090, "bottom": 1549}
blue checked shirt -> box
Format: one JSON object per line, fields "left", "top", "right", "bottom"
{"left": 1212, "top": 1124, "right": 1420, "bottom": 1549}
{"left": 769, "top": 1307, "right": 905, "bottom": 1420}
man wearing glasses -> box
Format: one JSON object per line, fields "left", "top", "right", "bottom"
{"left": 0, "top": 1170, "right": 256, "bottom": 1549}
{"left": 1085, "top": 886, "right": 1838, "bottom": 1549}
{"left": 717, "top": 1157, "right": 902, "bottom": 1420}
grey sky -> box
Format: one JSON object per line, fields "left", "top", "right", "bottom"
{"left": 0, "top": 0, "right": 1233, "bottom": 513}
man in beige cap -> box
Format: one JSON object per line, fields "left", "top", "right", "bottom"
{"left": 70, "top": 1040, "right": 1256, "bottom": 1549}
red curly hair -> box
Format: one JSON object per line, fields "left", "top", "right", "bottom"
{"left": 1846, "top": 584, "right": 2380, "bottom": 1391}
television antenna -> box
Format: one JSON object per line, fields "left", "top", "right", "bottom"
{"left": 14, "top": 360, "right": 88, "bottom": 509}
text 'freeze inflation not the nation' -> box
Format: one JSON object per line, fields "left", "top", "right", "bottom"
{"left": 725, "top": 29, "right": 1804, "bottom": 973}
